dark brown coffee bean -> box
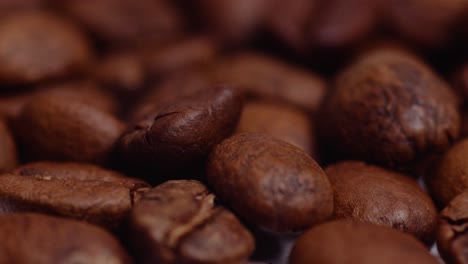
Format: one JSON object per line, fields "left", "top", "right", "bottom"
{"left": 0, "top": 162, "right": 149, "bottom": 229}
{"left": 128, "top": 70, "right": 212, "bottom": 122}
{"left": 265, "top": 0, "right": 318, "bottom": 52}
{"left": 308, "top": 0, "right": 378, "bottom": 51}
{"left": 0, "top": 0, "right": 44, "bottom": 15}
{"left": 289, "top": 220, "right": 439, "bottom": 264}
{"left": 119, "top": 86, "right": 242, "bottom": 175}
{"left": 194, "top": 0, "right": 269, "bottom": 44}
{"left": 0, "top": 10, "right": 92, "bottom": 85}
{"left": 437, "top": 191, "right": 468, "bottom": 264}
{"left": 206, "top": 133, "right": 333, "bottom": 232}
{"left": 384, "top": 0, "right": 466, "bottom": 48}
{"left": 93, "top": 52, "right": 146, "bottom": 96}
{"left": 320, "top": 48, "right": 460, "bottom": 169}
{"left": 0, "top": 92, "right": 32, "bottom": 120}
{"left": 62, "top": 0, "right": 183, "bottom": 46}
{"left": 236, "top": 101, "right": 315, "bottom": 156}
{"left": 461, "top": 109, "right": 468, "bottom": 139}
{"left": 140, "top": 36, "right": 218, "bottom": 79}
{"left": 0, "top": 213, "right": 131, "bottom": 264}
{"left": 212, "top": 53, "right": 326, "bottom": 113}
{"left": 426, "top": 139, "right": 468, "bottom": 208}
{"left": 15, "top": 93, "right": 125, "bottom": 164}
{"left": 40, "top": 80, "right": 119, "bottom": 114}
{"left": 0, "top": 119, "right": 17, "bottom": 173}
{"left": 453, "top": 63, "right": 468, "bottom": 106}
{"left": 0, "top": 80, "right": 118, "bottom": 120}
{"left": 325, "top": 161, "right": 437, "bottom": 245}
{"left": 128, "top": 180, "right": 254, "bottom": 264}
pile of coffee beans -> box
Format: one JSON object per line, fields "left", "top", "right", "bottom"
{"left": 2, "top": 1, "right": 468, "bottom": 263}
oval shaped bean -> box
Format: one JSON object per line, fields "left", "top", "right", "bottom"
{"left": 206, "top": 133, "right": 333, "bottom": 232}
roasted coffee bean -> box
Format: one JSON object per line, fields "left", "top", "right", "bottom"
{"left": 206, "top": 133, "right": 333, "bottom": 232}
{"left": 0, "top": 119, "right": 17, "bottom": 173}
{"left": 0, "top": 80, "right": 118, "bottom": 120}
{"left": 0, "top": 10, "right": 92, "bottom": 85}
{"left": 325, "top": 161, "right": 437, "bottom": 245}
{"left": 15, "top": 93, "right": 125, "bottom": 164}
{"left": 384, "top": 0, "right": 467, "bottom": 48}
{"left": 0, "top": 213, "right": 131, "bottom": 264}
{"left": 0, "top": 162, "right": 149, "bottom": 229}
{"left": 128, "top": 70, "right": 212, "bottom": 122}
{"left": 119, "top": 86, "right": 242, "bottom": 175}
{"left": 212, "top": 53, "right": 326, "bottom": 113}
{"left": 93, "top": 52, "right": 146, "bottom": 96}
{"left": 62, "top": 0, "right": 183, "bottom": 46}
{"left": 453, "top": 63, "right": 468, "bottom": 106}
{"left": 289, "top": 220, "right": 439, "bottom": 264}
{"left": 236, "top": 101, "right": 315, "bottom": 155}
{"left": 194, "top": 0, "right": 269, "bottom": 44}
{"left": 461, "top": 110, "right": 468, "bottom": 138}
{"left": 265, "top": 0, "right": 318, "bottom": 52}
{"left": 321, "top": 47, "right": 460, "bottom": 169}
{"left": 140, "top": 36, "right": 218, "bottom": 79}
{"left": 426, "top": 139, "right": 468, "bottom": 208}
{"left": 128, "top": 180, "right": 254, "bottom": 264}
{"left": 0, "top": 92, "right": 32, "bottom": 120}
{"left": 40, "top": 80, "right": 119, "bottom": 114}
{"left": 0, "top": 0, "right": 44, "bottom": 15}
{"left": 307, "top": 0, "right": 378, "bottom": 51}
{"left": 438, "top": 191, "right": 468, "bottom": 264}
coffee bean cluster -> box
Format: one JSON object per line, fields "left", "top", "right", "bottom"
{"left": 1, "top": 1, "right": 468, "bottom": 264}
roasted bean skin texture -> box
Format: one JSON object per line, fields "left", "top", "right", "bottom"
{"left": 289, "top": 220, "right": 439, "bottom": 264}
{"left": 426, "top": 139, "right": 468, "bottom": 208}
{"left": 0, "top": 162, "right": 149, "bottom": 229}
{"left": 128, "top": 180, "right": 255, "bottom": 264}
{"left": 321, "top": 48, "right": 460, "bottom": 169}
{"left": 119, "top": 86, "right": 243, "bottom": 175}
{"left": 15, "top": 93, "right": 125, "bottom": 164}
{"left": 325, "top": 161, "right": 437, "bottom": 245}
{"left": 0, "top": 120, "right": 17, "bottom": 173}
{"left": 0, "top": 11, "right": 91, "bottom": 84}
{"left": 207, "top": 133, "right": 333, "bottom": 232}
{"left": 437, "top": 191, "right": 468, "bottom": 264}
{"left": 0, "top": 213, "right": 131, "bottom": 264}
{"left": 236, "top": 101, "right": 314, "bottom": 155}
